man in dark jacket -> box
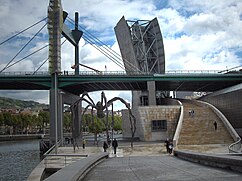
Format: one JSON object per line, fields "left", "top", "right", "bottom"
{"left": 112, "top": 138, "right": 118, "bottom": 154}
{"left": 103, "top": 141, "right": 108, "bottom": 152}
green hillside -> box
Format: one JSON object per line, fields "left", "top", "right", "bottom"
{"left": 0, "top": 97, "right": 48, "bottom": 109}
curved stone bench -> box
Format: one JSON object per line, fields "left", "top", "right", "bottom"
{"left": 44, "top": 152, "right": 109, "bottom": 181}
{"left": 174, "top": 150, "right": 242, "bottom": 173}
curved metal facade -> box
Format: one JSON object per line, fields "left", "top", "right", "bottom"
{"left": 114, "top": 16, "right": 165, "bottom": 74}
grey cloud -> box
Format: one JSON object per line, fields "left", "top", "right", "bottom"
{"left": 118, "top": 91, "right": 132, "bottom": 103}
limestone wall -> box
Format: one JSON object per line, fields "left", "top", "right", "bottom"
{"left": 122, "top": 106, "right": 181, "bottom": 141}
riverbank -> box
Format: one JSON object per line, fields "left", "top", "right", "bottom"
{"left": 0, "top": 134, "right": 43, "bottom": 141}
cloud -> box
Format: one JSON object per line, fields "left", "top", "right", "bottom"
{"left": 0, "top": 0, "right": 242, "bottom": 109}
{"left": 161, "top": 0, "right": 242, "bottom": 71}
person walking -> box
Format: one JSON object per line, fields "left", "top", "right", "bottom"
{"left": 82, "top": 138, "right": 86, "bottom": 149}
{"left": 168, "top": 141, "right": 173, "bottom": 154}
{"left": 103, "top": 141, "right": 108, "bottom": 152}
{"left": 71, "top": 137, "right": 79, "bottom": 152}
{"left": 164, "top": 138, "right": 170, "bottom": 153}
{"left": 112, "top": 138, "right": 118, "bottom": 154}
{"left": 214, "top": 121, "right": 217, "bottom": 131}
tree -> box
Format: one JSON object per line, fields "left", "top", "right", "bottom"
{"left": 63, "top": 112, "right": 71, "bottom": 132}
{"left": 38, "top": 111, "right": 50, "bottom": 133}
{"left": 113, "top": 116, "right": 122, "bottom": 131}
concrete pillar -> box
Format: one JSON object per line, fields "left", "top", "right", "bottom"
{"left": 147, "top": 81, "right": 156, "bottom": 106}
{"left": 72, "top": 102, "right": 81, "bottom": 139}
{"left": 59, "top": 92, "right": 64, "bottom": 146}
{"left": 49, "top": 89, "right": 62, "bottom": 144}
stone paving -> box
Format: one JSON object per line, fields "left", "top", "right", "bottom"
{"left": 44, "top": 141, "right": 242, "bottom": 181}
{"left": 83, "top": 155, "right": 242, "bottom": 181}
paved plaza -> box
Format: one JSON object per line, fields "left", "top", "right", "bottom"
{"left": 83, "top": 155, "right": 242, "bottom": 181}
{"left": 54, "top": 141, "right": 242, "bottom": 181}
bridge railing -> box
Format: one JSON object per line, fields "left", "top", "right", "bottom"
{"left": 165, "top": 70, "right": 222, "bottom": 74}
{"left": 0, "top": 71, "right": 49, "bottom": 76}
{"left": 0, "top": 70, "right": 226, "bottom": 76}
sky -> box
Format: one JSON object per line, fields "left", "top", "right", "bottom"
{"left": 0, "top": 0, "right": 242, "bottom": 110}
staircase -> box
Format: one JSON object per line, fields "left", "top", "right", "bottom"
{"left": 177, "top": 100, "right": 234, "bottom": 147}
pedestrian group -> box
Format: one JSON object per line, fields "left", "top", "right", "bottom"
{"left": 103, "top": 138, "right": 118, "bottom": 154}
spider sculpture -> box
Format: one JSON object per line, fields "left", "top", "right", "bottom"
{"left": 70, "top": 91, "right": 136, "bottom": 148}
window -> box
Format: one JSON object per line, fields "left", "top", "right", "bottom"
{"left": 140, "top": 96, "right": 148, "bottom": 106}
{"left": 151, "top": 120, "right": 167, "bottom": 131}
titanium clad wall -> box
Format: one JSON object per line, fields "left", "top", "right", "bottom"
{"left": 114, "top": 16, "right": 139, "bottom": 73}
{"left": 114, "top": 16, "right": 165, "bottom": 74}
{"left": 146, "top": 18, "right": 165, "bottom": 73}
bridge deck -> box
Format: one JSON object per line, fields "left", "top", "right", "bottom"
{"left": 1, "top": 71, "right": 242, "bottom": 94}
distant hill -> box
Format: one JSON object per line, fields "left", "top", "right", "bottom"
{"left": 0, "top": 97, "right": 48, "bottom": 110}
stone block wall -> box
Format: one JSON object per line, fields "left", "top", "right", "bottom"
{"left": 122, "top": 106, "right": 181, "bottom": 141}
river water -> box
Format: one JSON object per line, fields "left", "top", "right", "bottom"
{"left": 0, "top": 139, "right": 41, "bottom": 181}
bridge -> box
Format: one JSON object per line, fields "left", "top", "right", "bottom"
{"left": 1, "top": 1, "right": 242, "bottom": 181}
{"left": 1, "top": 71, "right": 242, "bottom": 94}
{"left": 1, "top": 0, "right": 242, "bottom": 144}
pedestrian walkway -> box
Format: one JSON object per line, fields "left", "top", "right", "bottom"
{"left": 82, "top": 155, "right": 242, "bottom": 181}
{"left": 30, "top": 141, "right": 242, "bottom": 181}
{"left": 56, "top": 141, "right": 166, "bottom": 158}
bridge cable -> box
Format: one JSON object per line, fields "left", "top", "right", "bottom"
{"left": 0, "top": 17, "right": 47, "bottom": 46}
{"left": 0, "top": 22, "right": 47, "bottom": 73}
{"left": 67, "top": 18, "right": 142, "bottom": 73}
{"left": 33, "top": 39, "right": 67, "bottom": 75}
{"left": 77, "top": 19, "right": 141, "bottom": 72}
{"left": 4, "top": 44, "right": 49, "bottom": 70}
{"left": 81, "top": 36, "right": 126, "bottom": 70}
{"left": 77, "top": 22, "right": 142, "bottom": 73}
{"left": 66, "top": 18, "right": 125, "bottom": 70}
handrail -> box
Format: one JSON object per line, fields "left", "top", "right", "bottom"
{"left": 0, "top": 69, "right": 235, "bottom": 76}
{"left": 172, "top": 100, "right": 183, "bottom": 148}
{"left": 228, "top": 138, "right": 241, "bottom": 153}
{"left": 44, "top": 154, "right": 88, "bottom": 168}
{"left": 43, "top": 142, "right": 57, "bottom": 156}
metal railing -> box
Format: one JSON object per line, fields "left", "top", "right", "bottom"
{"left": 42, "top": 141, "right": 88, "bottom": 168}
{"left": 0, "top": 70, "right": 229, "bottom": 76}
{"left": 44, "top": 153, "right": 88, "bottom": 168}
{"left": 165, "top": 70, "right": 222, "bottom": 74}
{"left": 0, "top": 71, "right": 49, "bottom": 76}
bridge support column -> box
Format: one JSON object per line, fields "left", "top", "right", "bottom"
{"left": 49, "top": 88, "right": 63, "bottom": 145}
{"left": 147, "top": 81, "right": 156, "bottom": 106}
{"left": 50, "top": 90, "right": 82, "bottom": 145}
{"left": 71, "top": 102, "right": 81, "bottom": 139}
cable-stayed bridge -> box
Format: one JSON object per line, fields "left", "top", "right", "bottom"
{"left": 1, "top": 0, "right": 242, "bottom": 148}
{"left": 0, "top": 3, "right": 241, "bottom": 95}
{"left": 1, "top": 71, "right": 242, "bottom": 94}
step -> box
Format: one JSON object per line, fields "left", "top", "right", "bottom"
{"left": 178, "top": 100, "right": 234, "bottom": 146}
